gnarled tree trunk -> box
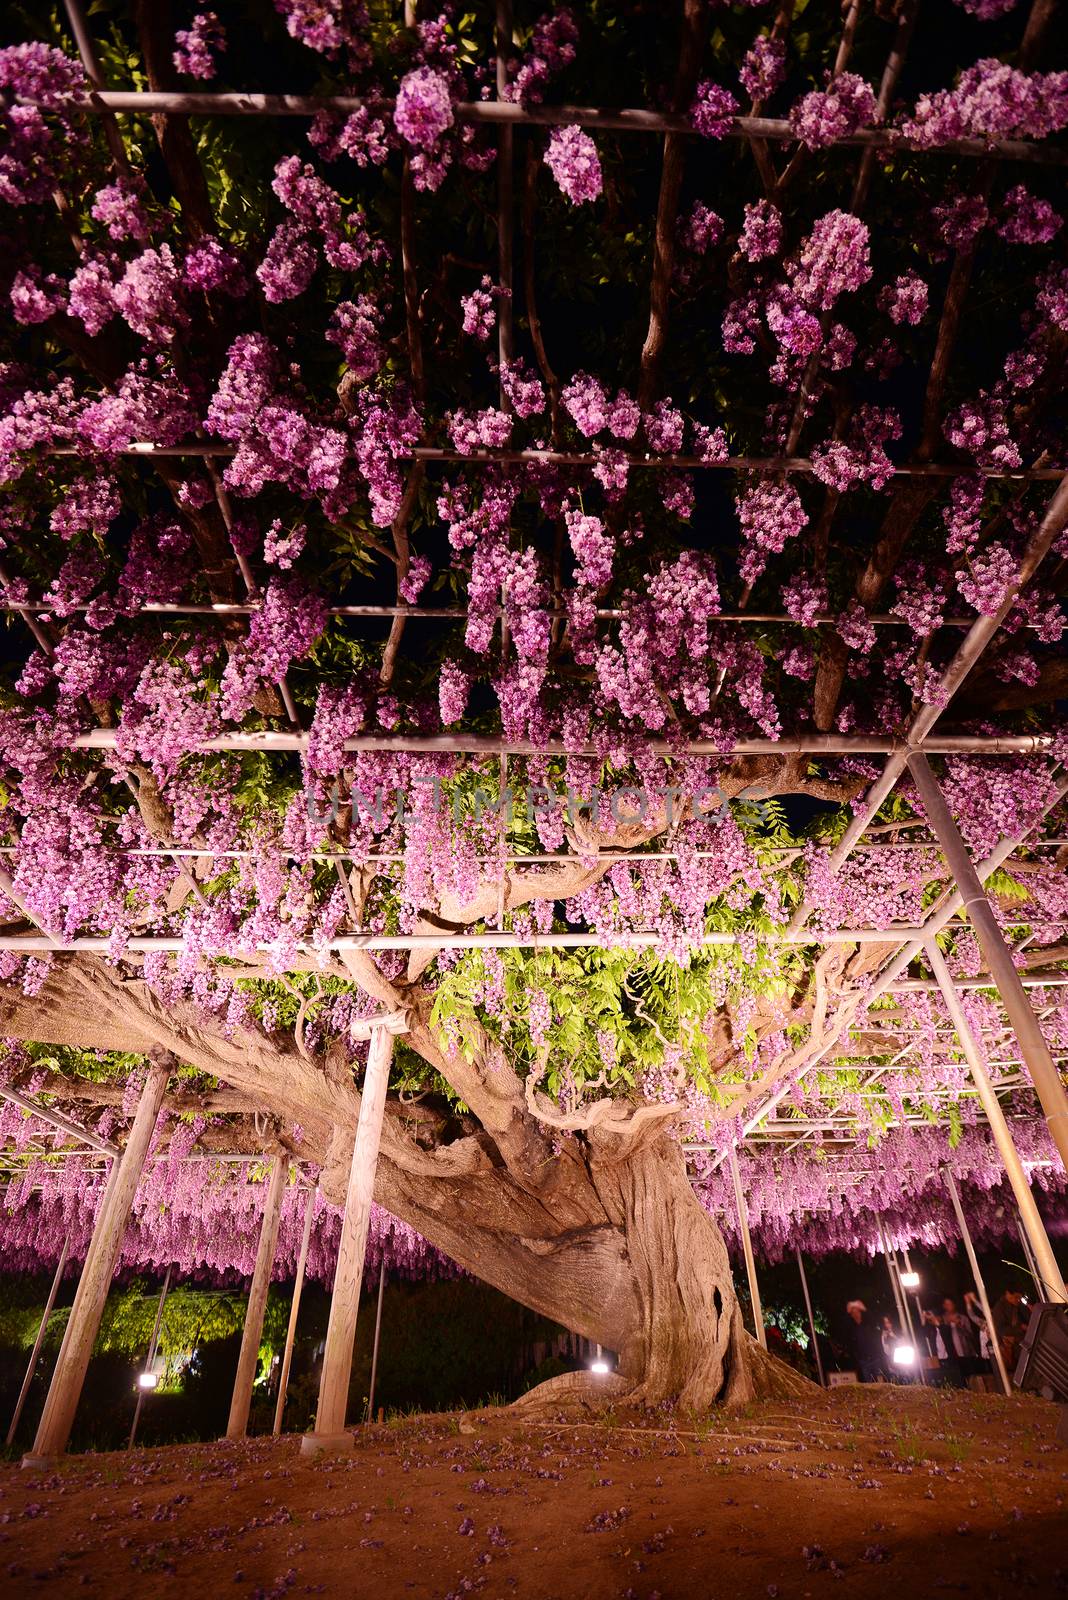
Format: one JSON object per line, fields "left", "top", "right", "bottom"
{"left": 0, "top": 958, "right": 810, "bottom": 1408}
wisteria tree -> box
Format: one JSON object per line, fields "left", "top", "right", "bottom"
{"left": 0, "top": 0, "right": 1066, "bottom": 1407}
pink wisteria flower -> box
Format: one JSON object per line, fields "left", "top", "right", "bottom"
{"left": 789, "top": 72, "right": 877, "bottom": 149}
{"left": 739, "top": 35, "right": 786, "bottom": 102}
{"left": 173, "top": 12, "right": 226, "bottom": 79}
{"left": 878, "top": 271, "right": 929, "bottom": 325}
{"left": 998, "top": 184, "right": 1062, "bottom": 244}
{"left": 544, "top": 126, "right": 602, "bottom": 204}
{"left": 690, "top": 80, "right": 738, "bottom": 138}
{"left": 394, "top": 67, "right": 454, "bottom": 148}
{"left": 739, "top": 200, "right": 783, "bottom": 261}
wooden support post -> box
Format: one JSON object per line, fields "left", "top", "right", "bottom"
{"left": 24, "top": 1063, "right": 168, "bottom": 1465}
{"left": 910, "top": 752, "right": 1068, "bottom": 1174}
{"left": 943, "top": 1166, "right": 1012, "bottom": 1397}
{"left": 927, "top": 941, "right": 1066, "bottom": 1302}
{"left": 727, "top": 1144, "right": 767, "bottom": 1349}
{"left": 226, "top": 1153, "right": 287, "bottom": 1440}
{"left": 795, "top": 1247, "right": 825, "bottom": 1386}
{"left": 301, "top": 1014, "right": 404, "bottom": 1455}
{"left": 6, "top": 1235, "right": 70, "bottom": 1447}
{"left": 273, "top": 1185, "right": 316, "bottom": 1437}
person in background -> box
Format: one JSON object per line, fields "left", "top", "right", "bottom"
{"left": 918, "top": 1306, "right": 964, "bottom": 1387}
{"left": 961, "top": 1291, "right": 996, "bottom": 1391}
{"left": 845, "top": 1300, "right": 886, "bottom": 1383}
{"left": 992, "top": 1288, "right": 1030, "bottom": 1378}
{"left": 940, "top": 1296, "right": 979, "bottom": 1389}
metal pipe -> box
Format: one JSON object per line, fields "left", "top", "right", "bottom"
{"left": 365, "top": 1257, "right": 387, "bottom": 1423}
{"left": 129, "top": 1265, "right": 172, "bottom": 1449}
{"left": 6, "top": 1235, "right": 70, "bottom": 1447}
{"left": 0, "top": 925, "right": 1035, "bottom": 954}
{"left": 926, "top": 941, "right": 1066, "bottom": 1302}
{"left": 942, "top": 1167, "right": 1012, "bottom": 1397}
{"left": 878, "top": 1220, "right": 911, "bottom": 1372}
{"left": 910, "top": 751, "right": 1068, "bottom": 1174}
{"left": 1015, "top": 1210, "right": 1046, "bottom": 1302}
{"left": 32, "top": 442, "right": 1067, "bottom": 478}
{"left": 893, "top": 1247, "right": 926, "bottom": 1386}
{"left": 795, "top": 1248, "right": 824, "bottom": 1386}
{"left": 727, "top": 1145, "right": 766, "bottom": 1349}
{"left": 718, "top": 768, "right": 1068, "bottom": 1160}
{"left": 787, "top": 469, "right": 1068, "bottom": 930}
{"left": 273, "top": 1186, "right": 316, "bottom": 1436}
{"left": 0, "top": 599, "right": 1057, "bottom": 627}
{"left": 39, "top": 91, "right": 1068, "bottom": 162}
{"left": 0, "top": 1086, "right": 117, "bottom": 1156}
{"left": 901, "top": 1247, "right": 928, "bottom": 1343}
{"left": 65, "top": 728, "right": 1056, "bottom": 757}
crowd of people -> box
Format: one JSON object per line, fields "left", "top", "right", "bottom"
{"left": 841, "top": 1289, "right": 1030, "bottom": 1388}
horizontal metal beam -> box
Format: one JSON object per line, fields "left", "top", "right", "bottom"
{"left": 0, "top": 928, "right": 991, "bottom": 953}
{"left": 37, "top": 440, "right": 1066, "bottom": 479}
{"left": 65, "top": 729, "right": 1055, "bottom": 757}
{"left": 41, "top": 92, "right": 1068, "bottom": 164}
{"left": 2, "top": 601, "right": 1042, "bottom": 630}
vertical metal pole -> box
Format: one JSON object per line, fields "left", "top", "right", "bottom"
{"left": 909, "top": 752, "right": 1068, "bottom": 1174}
{"left": 943, "top": 1167, "right": 1012, "bottom": 1397}
{"left": 879, "top": 1220, "right": 907, "bottom": 1329}
{"left": 1015, "top": 1212, "right": 1046, "bottom": 1301}
{"left": 495, "top": 0, "right": 515, "bottom": 381}
{"left": 273, "top": 1185, "right": 316, "bottom": 1437}
{"left": 6, "top": 1235, "right": 70, "bottom": 1447}
{"left": 129, "top": 1264, "right": 172, "bottom": 1449}
{"left": 795, "top": 1248, "right": 825, "bottom": 1386}
{"left": 893, "top": 1248, "right": 926, "bottom": 1386}
{"left": 927, "top": 941, "right": 1067, "bottom": 1301}
{"left": 878, "top": 1221, "right": 914, "bottom": 1380}
{"left": 727, "top": 1144, "right": 766, "bottom": 1349}
{"left": 365, "top": 1256, "right": 387, "bottom": 1423}
{"left": 901, "top": 1247, "right": 929, "bottom": 1367}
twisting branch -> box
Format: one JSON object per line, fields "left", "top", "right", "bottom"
{"left": 636, "top": 0, "right": 709, "bottom": 410}
{"left": 130, "top": 0, "right": 214, "bottom": 236}
{"left": 522, "top": 141, "right": 561, "bottom": 437}
{"left": 524, "top": 1065, "right": 680, "bottom": 1140}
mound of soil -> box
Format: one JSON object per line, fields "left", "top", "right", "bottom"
{"left": 0, "top": 1386, "right": 1064, "bottom": 1598}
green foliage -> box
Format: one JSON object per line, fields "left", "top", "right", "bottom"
{"left": 0, "top": 1281, "right": 291, "bottom": 1391}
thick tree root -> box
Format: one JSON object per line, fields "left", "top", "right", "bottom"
{"left": 511, "top": 1369, "right": 632, "bottom": 1413}
{"left": 723, "top": 1322, "right": 820, "bottom": 1408}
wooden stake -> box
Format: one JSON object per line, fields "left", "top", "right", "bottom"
{"left": 24, "top": 1064, "right": 168, "bottom": 1464}
{"left": 302, "top": 1022, "right": 398, "bottom": 1454}
{"left": 727, "top": 1144, "right": 766, "bottom": 1350}
{"left": 226, "top": 1154, "right": 287, "bottom": 1440}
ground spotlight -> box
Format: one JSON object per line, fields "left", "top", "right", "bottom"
{"left": 137, "top": 1371, "right": 159, "bottom": 1391}
{"left": 892, "top": 1344, "right": 916, "bottom": 1366}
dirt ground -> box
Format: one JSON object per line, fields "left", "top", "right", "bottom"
{"left": 0, "top": 1386, "right": 1064, "bottom": 1599}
